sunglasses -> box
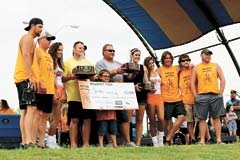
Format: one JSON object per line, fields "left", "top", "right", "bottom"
{"left": 106, "top": 49, "right": 115, "bottom": 53}
{"left": 180, "top": 59, "right": 191, "bottom": 62}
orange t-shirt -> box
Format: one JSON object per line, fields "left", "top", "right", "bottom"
{"left": 96, "top": 110, "right": 116, "bottom": 121}
{"left": 196, "top": 63, "right": 219, "bottom": 94}
{"left": 179, "top": 69, "right": 194, "bottom": 104}
{"left": 37, "top": 47, "right": 55, "bottom": 94}
{"left": 157, "top": 65, "right": 182, "bottom": 102}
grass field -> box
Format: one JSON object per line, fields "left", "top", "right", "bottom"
{"left": 0, "top": 142, "right": 239, "bottom": 160}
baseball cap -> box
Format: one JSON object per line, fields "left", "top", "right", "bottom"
{"left": 201, "top": 48, "right": 213, "bottom": 55}
{"left": 24, "top": 18, "right": 43, "bottom": 31}
{"left": 38, "top": 31, "right": 56, "bottom": 41}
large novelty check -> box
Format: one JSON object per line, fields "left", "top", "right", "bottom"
{"left": 78, "top": 81, "right": 138, "bottom": 110}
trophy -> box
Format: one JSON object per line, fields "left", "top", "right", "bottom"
{"left": 122, "top": 62, "right": 140, "bottom": 73}
{"left": 72, "top": 65, "right": 95, "bottom": 79}
{"left": 140, "top": 83, "right": 155, "bottom": 91}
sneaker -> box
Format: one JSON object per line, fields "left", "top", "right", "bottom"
{"left": 46, "top": 135, "right": 60, "bottom": 149}
{"left": 46, "top": 142, "right": 60, "bottom": 149}
{"left": 190, "top": 139, "right": 196, "bottom": 145}
{"left": 126, "top": 142, "right": 136, "bottom": 147}
{"left": 152, "top": 136, "right": 159, "bottom": 147}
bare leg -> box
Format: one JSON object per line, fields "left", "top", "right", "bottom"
{"left": 147, "top": 104, "right": 157, "bottom": 136}
{"left": 187, "top": 122, "right": 195, "bottom": 141}
{"left": 20, "top": 110, "right": 26, "bottom": 145}
{"left": 135, "top": 104, "right": 146, "bottom": 146}
{"left": 37, "top": 111, "right": 49, "bottom": 147}
{"left": 25, "top": 106, "right": 37, "bottom": 144}
{"left": 82, "top": 118, "right": 91, "bottom": 147}
{"left": 165, "top": 115, "right": 185, "bottom": 141}
{"left": 212, "top": 117, "right": 222, "bottom": 143}
{"left": 110, "top": 134, "right": 117, "bottom": 147}
{"left": 199, "top": 119, "right": 207, "bottom": 144}
{"left": 156, "top": 103, "right": 164, "bottom": 132}
{"left": 48, "top": 100, "right": 61, "bottom": 135}
{"left": 98, "top": 135, "right": 104, "bottom": 147}
{"left": 69, "top": 118, "right": 79, "bottom": 148}
{"left": 120, "top": 122, "right": 131, "bottom": 144}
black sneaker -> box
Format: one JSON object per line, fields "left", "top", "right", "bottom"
{"left": 190, "top": 139, "right": 196, "bottom": 145}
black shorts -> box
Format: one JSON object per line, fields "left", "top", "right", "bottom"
{"left": 68, "top": 101, "right": 95, "bottom": 121}
{"left": 15, "top": 80, "right": 37, "bottom": 110}
{"left": 164, "top": 101, "right": 186, "bottom": 120}
{"left": 37, "top": 93, "right": 53, "bottom": 113}
{"left": 116, "top": 110, "right": 129, "bottom": 123}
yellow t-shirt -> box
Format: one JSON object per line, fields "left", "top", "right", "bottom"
{"left": 179, "top": 69, "right": 194, "bottom": 104}
{"left": 196, "top": 63, "right": 219, "bottom": 94}
{"left": 63, "top": 57, "right": 94, "bottom": 102}
{"left": 37, "top": 47, "right": 54, "bottom": 94}
{"left": 157, "top": 65, "right": 182, "bottom": 102}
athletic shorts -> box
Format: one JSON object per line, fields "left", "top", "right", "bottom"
{"left": 164, "top": 101, "right": 186, "bottom": 120}
{"left": 184, "top": 104, "right": 194, "bottom": 122}
{"left": 15, "top": 80, "right": 37, "bottom": 110}
{"left": 116, "top": 110, "right": 129, "bottom": 123}
{"left": 37, "top": 93, "right": 53, "bottom": 113}
{"left": 68, "top": 101, "right": 95, "bottom": 121}
{"left": 194, "top": 93, "right": 226, "bottom": 120}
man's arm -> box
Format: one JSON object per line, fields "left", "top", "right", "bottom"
{"left": 215, "top": 63, "right": 226, "bottom": 94}
{"left": 190, "top": 66, "right": 197, "bottom": 97}
{"left": 20, "top": 35, "right": 35, "bottom": 80}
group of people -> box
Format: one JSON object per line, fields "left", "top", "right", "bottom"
{"left": 13, "top": 17, "right": 238, "bottom": 149}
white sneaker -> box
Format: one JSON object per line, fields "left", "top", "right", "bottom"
{"left": 126, "top": 141, "right": 136, "bottom": 147}
{"left": 152, "top": 136, "right": 159, "bottom": 147}
{"left": 157, "top": 132, "right": 164, "bottom": 147}
{"left": 46, "top": 135, "right": 60, "bottom": 149}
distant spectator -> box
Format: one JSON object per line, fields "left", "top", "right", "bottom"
{"left": 0, "top": 99, "right": 14, "bottom": 114}
{"left": 225, "top": 105, "right": 238, "bottom": 136}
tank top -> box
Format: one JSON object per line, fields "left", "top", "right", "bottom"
{"left": 196, "top": 63, "right": 219, "bottom": 94}
{"left": 158, "top": 65, "right": 181, "bottom": 102}
{"left": 149, "top": 71, "right": 161, "bottom": 94}
{"left": 14, "top": 44, "right": 39, "bottom": 83}
{"left": 55, "top": 65, "right": 63, "bottom": 86}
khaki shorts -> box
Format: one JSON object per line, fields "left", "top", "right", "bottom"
{"left": 184, "top": 104, "right": 194, "bottom": 122}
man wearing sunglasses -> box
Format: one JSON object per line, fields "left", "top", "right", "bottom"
{"left": 35, "top": 31, "right": 56, "bottom": 148}
{"left": 191, "top": 48, "right": 226, "bottom": 144}
{"left": 178, "top": 54, "right": 196, "bottom": 144}
{"left": 95, "top": 44, "right": 135, "bottom": 147}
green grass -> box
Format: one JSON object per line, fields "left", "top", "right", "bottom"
{"left": 0, "top": 143, "right": 240, "bottom": 160}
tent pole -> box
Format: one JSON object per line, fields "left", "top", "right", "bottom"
{"left": 195, "top": 0, "right": 240, "bottom": 77}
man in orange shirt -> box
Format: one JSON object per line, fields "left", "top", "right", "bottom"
{"left": 191, "top": 48, "right": 226, "bottom": 144}
{"left": 35, "top": 31, "right": 56, "bottom": 148}
{"left": 157, "top": 51, "right": 186, "bottom": 145}
{"left": 178, "top": 54, "right": 196, "bottom": 144}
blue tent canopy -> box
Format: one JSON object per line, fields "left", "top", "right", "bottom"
{"left": 103, "top": 0, "right": 240, "bottom": 74}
